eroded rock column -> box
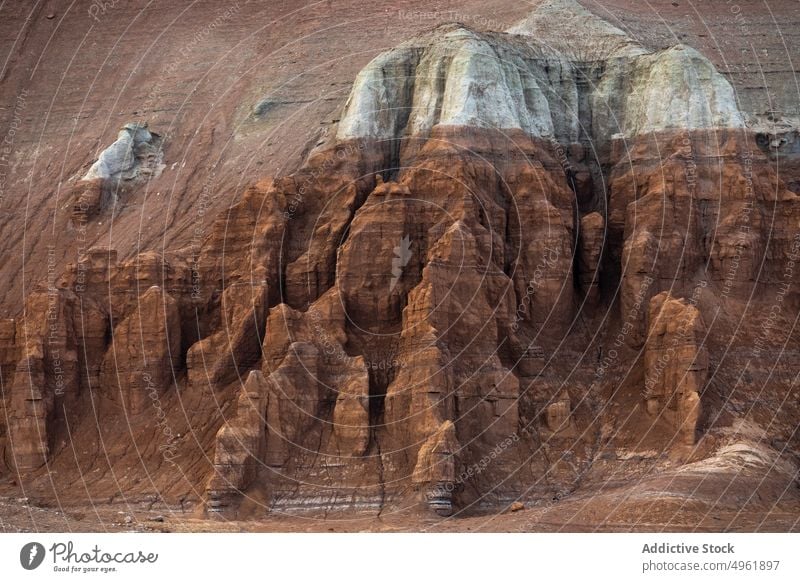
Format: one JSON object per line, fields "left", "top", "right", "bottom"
{"left": 644, "top": 292, "right": 707, "bottom": 445}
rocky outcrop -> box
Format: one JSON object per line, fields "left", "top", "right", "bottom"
{"left": 507, "top": 0, "right": 647, "bottom": 60}
{"left": 82, "top": 122, "right": 162, "bottom": 182}
{"left": 71, "top": 122, "right": 163, "bottom": 222}
{"left": 193, "top": 7, "right": 798, "bottom": 515}
{"left": 7, "top": 287, "right": 79, "bottom": 471}
{"left": 99, "top": 286, "right": 181, "bottom": 414}
{"left": 413, "top": 420, "right": 460, "bottom": 516}
{"left": 610, "top": 129, "right": 796, "bottom": 347}
{"left": 0, "top": 319, "right": 19, "bottom": 453}
{"left": 543, "top": 391, "right": 574, "bottom": 435}
{"left": 644, "top": 293, "right": 707, "bottom": 446}
{"left": 578, "top": 212, "right": 604, "bottom": 304}
{"left": 330, "top": 364, "right": 371, "bottom": 457}
{"left": 338, "top": 12, "right": 742, "bottom": 145}
{"left": 3, "top": 1, "right": 800, "bottom": 528}
{"left": 598, "top": 45, "right": 743, "bottom": 136}
{"left": 206, "top": 370, "right": 268, "bottom": 513}
{"left": 260, "top": 287, "right": 374, "bottom": 458}
{"left": 186, "top": 281, "right": 268, "bottom": 388}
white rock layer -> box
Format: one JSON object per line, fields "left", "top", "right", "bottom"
{"left": 336, "top": 1, "right": 744, "bottom": 144}
{"left": 507, "top": 0, "right": 648, "bottom": 60}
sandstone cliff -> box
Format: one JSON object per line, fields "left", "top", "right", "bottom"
{"left": 0, "top": 0, "right": 799, "bottom": 529}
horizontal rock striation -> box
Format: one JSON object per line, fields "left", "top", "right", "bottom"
{"left": 1, "top": 0, "right": 799, "bottom": 524}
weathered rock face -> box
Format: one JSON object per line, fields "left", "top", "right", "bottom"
{"left": 206, "top": 370, "right": 268, "bottom": 513}
{"left": 195, "top": 6, "right": 800, "bottom": 517}
{"left": 337, "top": 18, "right": 742, "bottom": 145}
{"left": 71, "top": 122, "right": 163, "bottom": 222}
{"left": 644, "top": 293, "right": 707, "bottom": 446}
{"left": 2, "top": 1, "right": 800, "bottom": 527}
{"left": 99, "top": 286, "right": 181, "bottom": 414}
{"left": 7, "top": 288, "right": 79, "bottom": 471}
{"left": 413, "top": 420, "right": 460, "bottom": 515}
{"left": 578, "top": 212, "right": 605, "bottom": 304}
{"left": 543, "top": 391, "right": 574, "bottom": 435}
{"left": 608, "top": 129, "right": 798, "bottom": 347}
{"left": 507, "top": 0, "right": 647, "bottom": 60}
{"left": 82, "top": 123, "right": 162, "bottom": 183}
{"left": 185, "top": 281, "right": 268, "bottom": 388}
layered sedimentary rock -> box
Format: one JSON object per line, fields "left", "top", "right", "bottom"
{"left": 337, "top": 17, "right": 742, "bottom": 145}
{"left": 206, "top": 370, "right": 268, "bottom": 512}
{"left": 7, "top": 288, "right": 79, "bottom": 471}
{"left": 506, "top": 0, "right": 647, "bottom": 59}
{"left": 2, "top": 0, "right": 799, "bottom": 523}
{"left": 195, "top": 3, "right": 800, "bottom": 515}
{"left": 578, "top": 212, "right": 605, "bottom": 304}
{"left": 644, "top": 293, "right": 707, "bottom": 446}
{"left": 413, "top": 420, "right": 460, "bottom": 516}
{"left": 185, "top": 281, "right": 268, "bottom": 388}
{"left": 99, "top": 286, "right": 181, "bottom": 414}
{"left": 543, "top": 391, "right": 574, "bottom": 435}
{"left": 610, "top": 129, "right": 797, "bottom": 347}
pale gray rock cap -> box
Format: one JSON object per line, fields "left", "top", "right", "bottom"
{"left": 506, "top": 0, "right": 649, "bottom": 60}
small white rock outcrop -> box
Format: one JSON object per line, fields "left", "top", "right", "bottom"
{"left": 83, "top": 122, "right": 164, "bottom": 182}
{"left": 70, "top": 122, "right": 165, "bottom": 221}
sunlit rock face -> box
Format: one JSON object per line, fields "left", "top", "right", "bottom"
{"left": 195, "top": 3, "right": 798, "bottom": 518}
{"left": 595, "top": 45, "right": 744, "bottom": 137}
{"left": 82, "top": 122, "right": 163, "bottom": 181}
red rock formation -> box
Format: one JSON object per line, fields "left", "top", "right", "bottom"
{"left": 644, "top": 292, "right": 707, "bottom": 446}
{"left": 413, "top": 420, "right": 460, "bottom": 515}
{"left": 578, "top": 212, "right": 605, "bottom": 304}
{"left": 1, "top": 3, "right": 800, "bottom": 531}
{"left": 99, "top": 286, "right": 181, "bottom": 415}
{"left": 186, "top": 281, "right": 268, "bottom": 389}
{"left": 611, "top": 131, "right": 796, "bottom": 341}
{"left": 7, "top": 287, "right": 79, "bottom": 471}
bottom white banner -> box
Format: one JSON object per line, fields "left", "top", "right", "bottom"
{"left": 0, "top": 533, "right": 797, "bottom": 581}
